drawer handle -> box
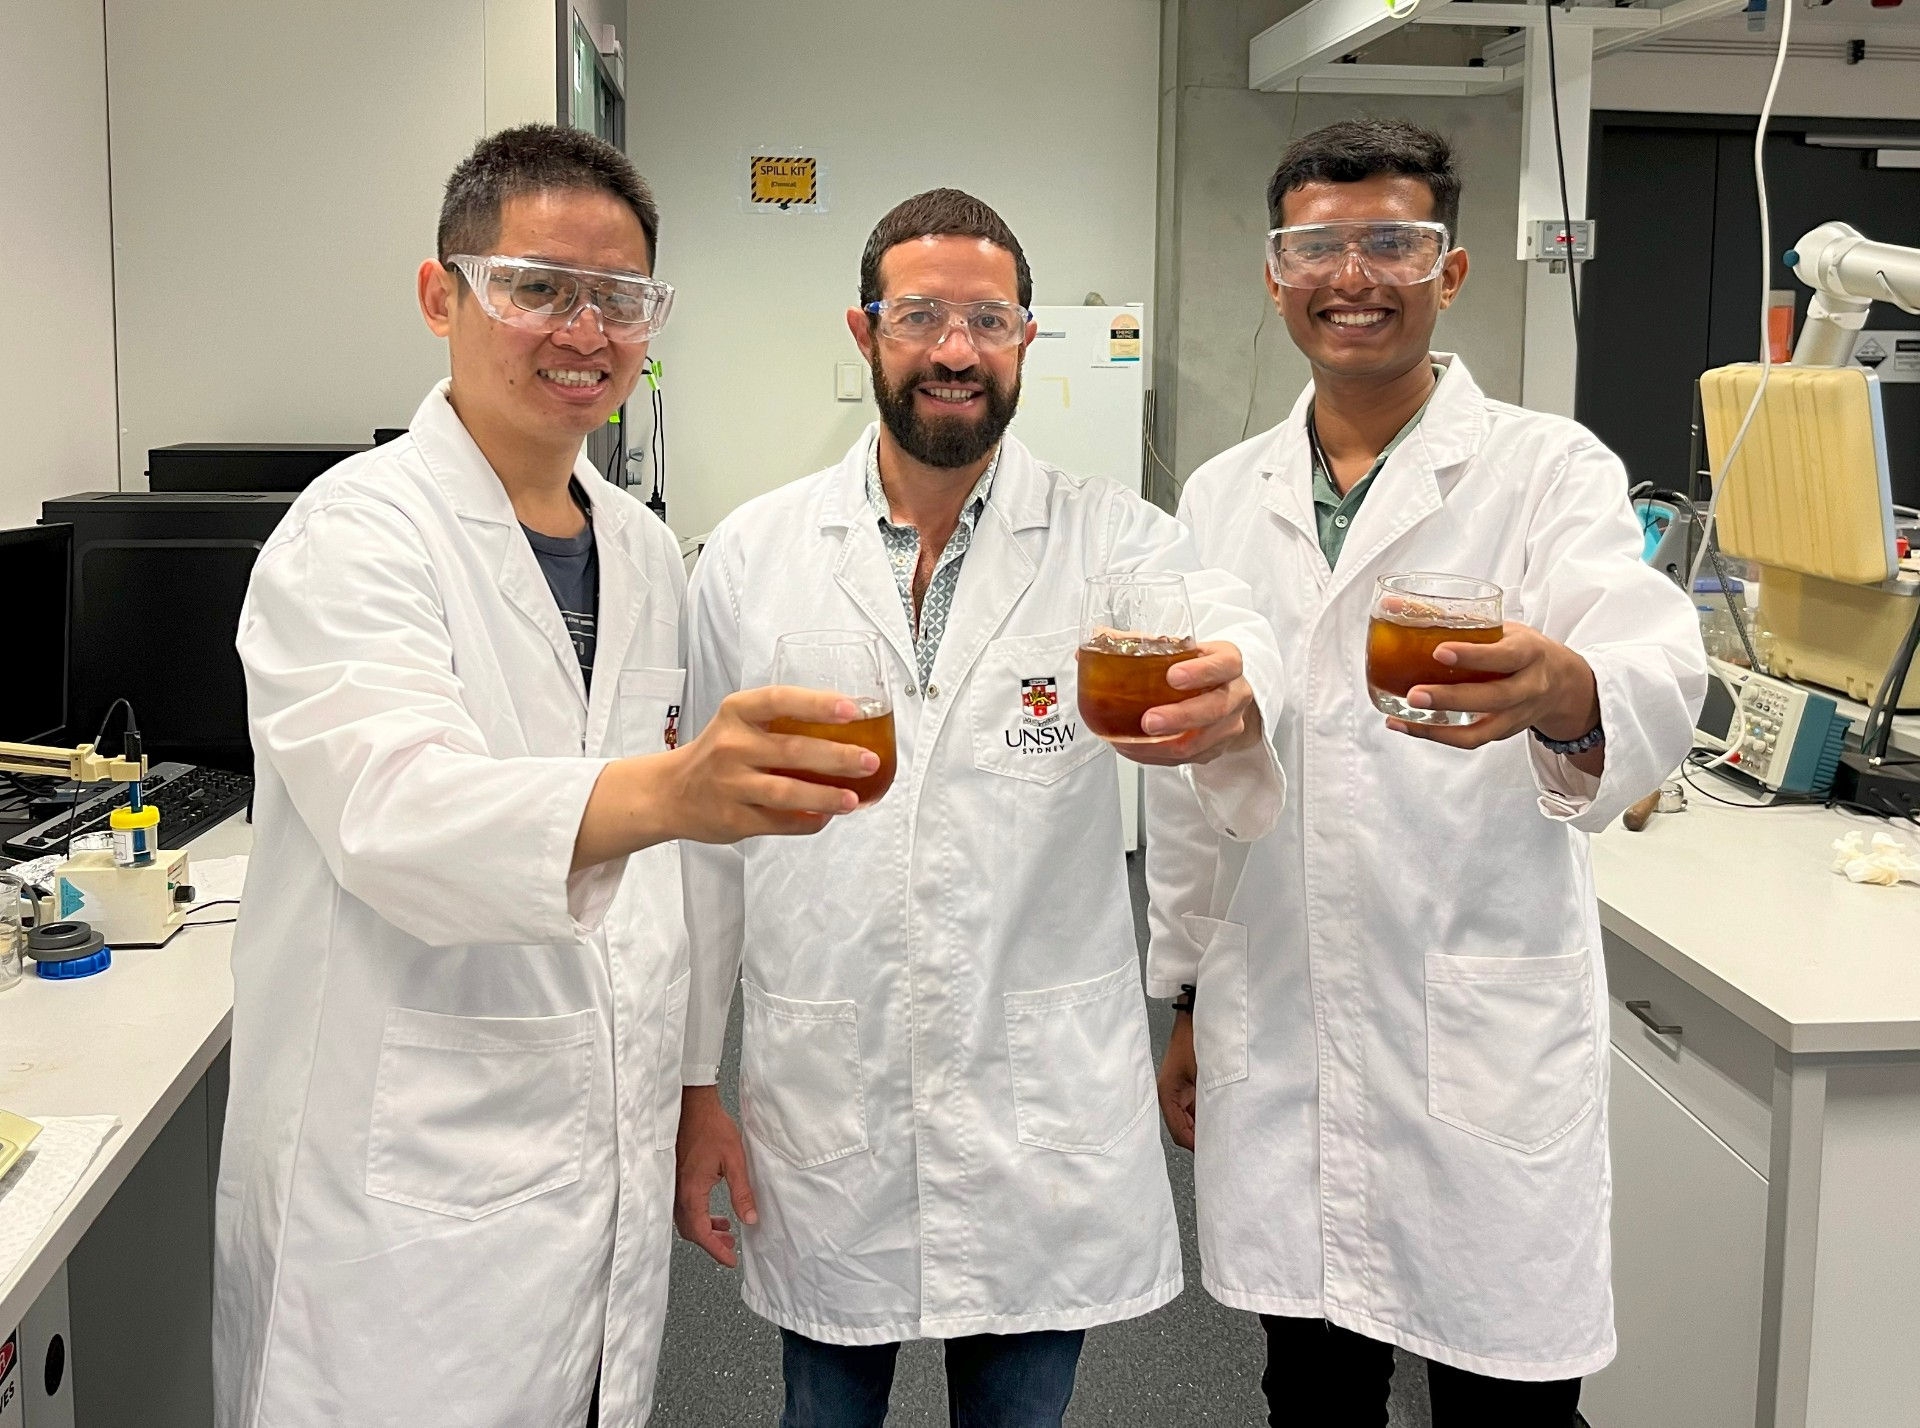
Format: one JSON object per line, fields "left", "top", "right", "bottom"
{"left": 1625, "top": 1000, "right": 1682, "bottom": 1037}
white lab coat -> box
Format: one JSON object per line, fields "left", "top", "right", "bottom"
{"left": 1146, "top": 357, "right": 1706, "bottom": 1380}
{"left": 682, "top": 428, "right": 1286, "bottom": 1345}
{"left": 214, "top": 383, "right": 689, "bottom": 1427}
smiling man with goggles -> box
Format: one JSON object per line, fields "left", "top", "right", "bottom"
{"left": 447, "top": 253, "right": 675, "bottom": 340}
{"left": 862, "top": 295, "right": 1031, "bottom": 350}
{"left": 1265, "top": 219, "right": 1451, "bottom": 289}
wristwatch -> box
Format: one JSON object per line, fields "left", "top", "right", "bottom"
{"left": 1171, "top": 984, "right": 1197, "bottom": 1014}
{"left": 1531, "top": 722, "right": 1606, "bottom": 756}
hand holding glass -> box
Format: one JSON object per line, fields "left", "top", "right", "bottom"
{"left": 1366, "top": 573, "right": 1504, "bottom": 726}
{"left": 768, "top": 631, "right": 897, "bottom": 808}
{"left": 1077, "top": 574, "right": 1202, "bottom": 744}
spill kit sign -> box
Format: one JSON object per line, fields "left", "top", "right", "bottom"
{"left": 745, "top": 152, "right": 823, "bottom": 212}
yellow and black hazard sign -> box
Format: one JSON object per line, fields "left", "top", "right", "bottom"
{"left": 749, "top": 155, "right": 818, "bottom": 209}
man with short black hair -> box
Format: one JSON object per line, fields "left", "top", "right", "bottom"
{"left": 1147, "top": 119, "right": 1705, "bottom": 1425}
{"left": 215, "top": 124, "right": 873, "bottom": 1428}
{"left": 673, "top": 188, "right": 1288, "bottom": 1426}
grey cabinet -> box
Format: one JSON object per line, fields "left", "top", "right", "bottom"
{"left": 1584, "top": 1047, "right": 1767, "bottom": 1428}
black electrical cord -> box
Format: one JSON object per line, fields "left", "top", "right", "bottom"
{"left": 1858, "top": 593, "right": 1920, "bottom": 765}
{"left": 651, "top": 377, "right": 667, "bottom": 509}
{"left": 1683, "top": 748, "right": 1918, "bottom": 825}
{"left": 1542, "top": 0, "right": 1582, "bottom": 331}
{"left": 177, "top": 897, "right": 243, "bottom": 929}
{"left": 64, "top": 698, "right": 139, "bottom": 861}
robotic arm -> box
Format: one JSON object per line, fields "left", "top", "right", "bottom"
{"left": 1786, "top": 222, "right": 1920, "bottom": 367}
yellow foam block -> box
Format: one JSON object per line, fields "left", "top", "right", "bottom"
{"left": 1700, "top": 364, "right": 1895, "bottom": 587}
{"left": 1758, "top": 567, "right": 1920, "bottom": 709}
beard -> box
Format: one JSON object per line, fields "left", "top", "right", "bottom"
{"left": 870, "top": 354, "right": 1021, "bottom": 469}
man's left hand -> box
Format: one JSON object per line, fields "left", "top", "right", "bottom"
{"left": 1127, "top": 641, "right": 1264, "bottom": 767}
{"left": 1388, "top": 622, "right": 1599, "bottom": 753}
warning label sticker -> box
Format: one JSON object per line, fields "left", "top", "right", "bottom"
{"left": 749, "top": 155, "right": 819, "bottom": 209}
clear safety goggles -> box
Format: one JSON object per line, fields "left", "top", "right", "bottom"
{"left": 1265, "top": 220, "right": 1451, "bottom": 289}
{"left": 863, "top": 296, "right": 1031, "bottom": 351}
{"left": 447, "top": 254, "right": 675, "bottom": 341}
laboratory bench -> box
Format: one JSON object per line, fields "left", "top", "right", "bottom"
{"left": 1, "top": 816, "right": 248, "bottom": 1427}
{"left": 5, "top": 784, "right": 1920, "bottom": 1426}
{"left": 1583, "top": 795, "right": 1920, "bottom": 1428}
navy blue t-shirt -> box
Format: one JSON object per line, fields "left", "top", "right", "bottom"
{"left": 521, "top": 479, "right": 599, "bottom": 690}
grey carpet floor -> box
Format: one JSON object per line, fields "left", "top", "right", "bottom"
{"left": 649, "top": 852, "right": 1434, "bottom": 1426}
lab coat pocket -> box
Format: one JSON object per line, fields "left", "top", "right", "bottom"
{"left": 618, "top": 666, "right": 688, "bottom": 756}
{"left": 740, "top": 980, "right": 869, "bottom": 1169}
{"left": 1003, "top": 962, "right": 1155, "bottom": 1154}
{"left": 1183, "top": 915, "right": 1250, "bottom": 1092}
{"left": 651, "top": 970, "right": 692, "bottom": 1152}
{"left": 365, "top": 1007, "right": 595, "bottom": 1220}
{"left": 1425, "top": 949, "right": 1598, "bottom": 1155}
{"left": 971, "top": 627, "right": 1105, "bottom": 786}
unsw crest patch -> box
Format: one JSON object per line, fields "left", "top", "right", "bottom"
{"left": 1021, "top": 676, "right": 1058, "bottom": 722}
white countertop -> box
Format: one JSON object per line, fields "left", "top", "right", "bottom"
{"left": 0, "top": 816, "right": 249, "bottom": 1332}
{"left": 1592, "top": 792, "right": 1920, "bottom": 1055}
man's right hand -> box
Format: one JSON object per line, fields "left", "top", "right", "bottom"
{"left": 573, "top": 686, "right": 877, "bottom": 867}
{"left": 1158, "top": 1010, "right": 1198, "bottom": 1152}
{"left": 674, "top": 1085, "right": 757, "bottom": 1268}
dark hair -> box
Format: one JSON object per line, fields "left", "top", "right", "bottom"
{"left": 1265, "top": 119, "right": 1460, "bottom": 237}
{"left": 859, "top": 188, "right": 1033, "bottom": 310}
{"left": 438, "top": 123, "right": 660, "bottom": 266}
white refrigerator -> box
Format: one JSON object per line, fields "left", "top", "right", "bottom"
{"left": 1007, "top": 304, "right": 1148, "bottom": 850}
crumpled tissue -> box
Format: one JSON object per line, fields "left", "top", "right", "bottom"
{"left": 1830, "top": 831, "right": 1920, "bottom": 887}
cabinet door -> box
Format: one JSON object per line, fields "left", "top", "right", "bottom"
{"left": 1584, "top": 1050, "right": 1767, "bottom": 1428}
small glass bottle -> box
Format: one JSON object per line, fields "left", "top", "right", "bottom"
{"left": 0, "top": 872, "right": 25, "bottom": 993}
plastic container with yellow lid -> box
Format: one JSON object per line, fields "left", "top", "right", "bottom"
{"left": 110, "top": 803, "right": 160, "bottom": 867}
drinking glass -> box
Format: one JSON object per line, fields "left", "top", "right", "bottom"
{"left": 768, "top": 630, "right": 897, "bottom": 808}
{"left": 1365, "top": 572, "right": 1504, "bottom": 725}
{"left": 1076, "top": 573, "right": 1202, "bottom": 745}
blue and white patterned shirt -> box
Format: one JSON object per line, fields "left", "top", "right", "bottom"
{"left": 864, "top": 436, "right": 999, "bottom": 690}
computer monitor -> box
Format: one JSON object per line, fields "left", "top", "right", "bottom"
{"left": 41, "top": 491, "right": 296, "bottom": 770}
{"left": 0, "top": 523, "right": 73, "bottom": 744}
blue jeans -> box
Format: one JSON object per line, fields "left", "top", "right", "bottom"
{"left": 779, "top": 1327, "right": 1085, "bottom": 1428}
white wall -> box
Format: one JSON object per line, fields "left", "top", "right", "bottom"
{"left": 0, "top": 0, "right": 121, "bottom": 527}
{"left": 104, "top": 0, "right": 541, "bottom": 485}
{"left": 624, "top": 0, "right": 1162, "bottom": 540}
{"left": 488, "top": 0, "right": 560, "bottom": 132}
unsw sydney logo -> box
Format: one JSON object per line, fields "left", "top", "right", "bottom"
{"left": 1008, "top": 674, "right": 1078, "bottom": 754}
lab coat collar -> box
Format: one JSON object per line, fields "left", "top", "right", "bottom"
{"left": 820, "top": 425, "right": 1052, "bottom": 536}
{"left": 409, "top": 379, "right": 642, "bottom": 715}
{"left": 1256, "top": 354, "right": 1488, "bottom": 596}
{"left": 819, "top": 425, "right": 1049, "bottom": 692}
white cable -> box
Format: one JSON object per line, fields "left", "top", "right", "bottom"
{"left": 1701, "top": 708, "right": 1749, "bottom": 771}
{"left": 1687, "top": 0, "right": 1796, "bottom": 595}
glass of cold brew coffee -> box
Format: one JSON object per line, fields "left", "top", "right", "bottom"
{"left": 769, "top": 630, "right": 897, "bottom": 807}
{"left": 1077, "top": 573, "right": 1202, "bottom": 744}
{"left": 1366, "top": 573, "right": 1504, "bottom": 725}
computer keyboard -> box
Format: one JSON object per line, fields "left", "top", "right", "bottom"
{"left": 2, "top": 761, "right": 253, "bottom": 859}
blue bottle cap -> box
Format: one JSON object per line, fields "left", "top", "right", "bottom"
{"left": 37, "top": 946, "right": 112, "bottom": 979}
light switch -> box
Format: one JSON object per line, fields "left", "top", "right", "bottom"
{"left": 835, "top": 362, "right": 865, "bottom": 401}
